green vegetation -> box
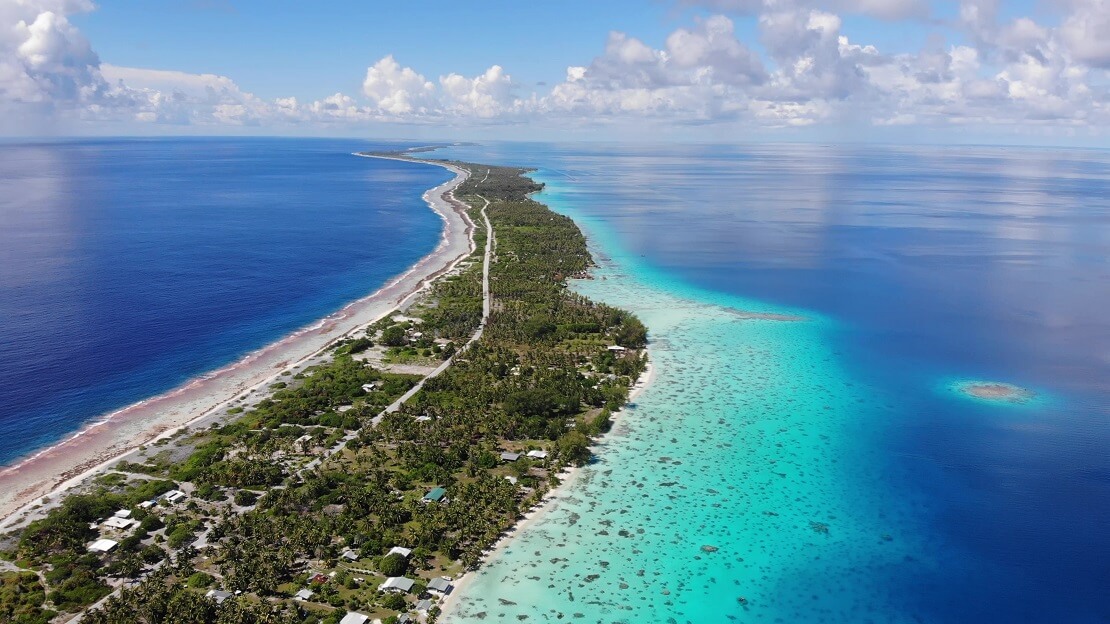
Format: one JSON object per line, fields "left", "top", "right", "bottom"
{"left": 0, "top": 572, "right": 54, "bottom": 624}
{"left": 0, "top": 157, "right": 647, "bottom": 624}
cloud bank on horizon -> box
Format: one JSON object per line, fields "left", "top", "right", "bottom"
{"left": 2, "top": 0, "right": 1108, "bottom": 139}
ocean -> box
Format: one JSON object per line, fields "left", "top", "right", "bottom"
{"left": 2, "top": 138, "right": 1107, "bottom": 622}
{"left": 434, "top": 143, "right": 1110, "bottom": 623}
{"left": 0, "top": 138, "right": 449, "bottom": 466}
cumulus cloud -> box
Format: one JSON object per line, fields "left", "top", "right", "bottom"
{"left": 359, "top": 55, "right": 528, "bottom": 120}
{"left": 537, "top": 3, "right": 1108, "bottom": 130}
{"left": 0, "top": 0, "right": 1106, "bottom": 136}
{"left": 0, "top": 0, "right": 108, "bottom": 121}
{"left": 362, "top": 55, "right": 437, "bottom": 115}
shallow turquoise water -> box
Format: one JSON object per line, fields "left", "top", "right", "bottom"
{"left": 445, "top": 185, "right": 939, "bottom": 623}
{"left": 438, "top": 143, "right": 1110, "bottom": 622}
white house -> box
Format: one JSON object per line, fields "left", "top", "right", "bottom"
{"left": 339, "top": 613, "right": 369, "bottom": 624}
{"left": 294, "top": 589, "right": 313, "bottom": 601}
{"left": 88, "top": 538, "right": 118, "bottom": 553}
{"left": 380, "top": 577, "right": 415, "bottom": 593}
{"left": 387, "top": 546, "right": 413, "bottom": 558}
{"left": 205, "top": 590, "right": 233, "bottom": 604}
{"left": 101, "top": 516, "right": 137, "bottom": 530}
{"left": 500, "top": 451, "right": 521, "bottom": 462}
{"left": 428, "top": 577, "right": 454, "bottom": 595}
{"left": 163, "top": 490, "right": 186, "bottom": 503}
{"left": 526, "top": 450, "right": 548, "bottom": 459}
{"left": 113, "top": 509, "right": 132, "bottom": 519}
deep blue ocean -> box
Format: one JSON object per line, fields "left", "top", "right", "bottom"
{"left": 435, "top": 143, "right": 1110, "bottom": 623}
{"left": 0, "top": 138, "right": 448, "bottom": 466}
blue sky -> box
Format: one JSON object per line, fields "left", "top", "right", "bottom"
{"left": 2, "top": 0, "right": 1107, "bottom": 144}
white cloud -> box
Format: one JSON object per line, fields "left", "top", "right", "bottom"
{"left": 535, "top": 4, "right": 1108, "bottom": 131}
{"left": 1057, "top": 0, "right": 1110, "bottom": 68}
{"left": 0, "top": 0, "right": 105, "bottom": 117}
{"left": 0, "top": 0, "right": 1106, "bottom": 137}
{"left": 362, "top": 55, "right": 437, "bottom": 115}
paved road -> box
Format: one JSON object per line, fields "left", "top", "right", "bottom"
{"left": 376, "top": 189, "right": 493, "bottom": 420}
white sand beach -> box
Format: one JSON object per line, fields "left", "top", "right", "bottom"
{"left": 436, "top": 356, "right": 656, "bottom": 620}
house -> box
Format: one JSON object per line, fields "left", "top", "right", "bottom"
{"left": 341, "top": 548, "right": 359, "bottom": 561}
{"left": 380, "top": 576, "right": 415, "bottom": 593}
{"left": 387, "top": 546, "right": 413, "bottom": 558}
{"left": 361, "top": 382, "right": 380, "bottom": 393}
{"left": 339, "top": 613, "right": 369, "bottom": 624}
{"left": 607, "top": 345, "right": 627, "bottom": 352}
{"left": 113, "top": 509, "right": 132, "bottom": 519}
{"left": 162, "top": 490, "right": 186, "bottom": 503}
{"left": 415, "top": 599, "right": 434, "bottom": 613}
{"left": 102, "top": 516, "right": 137, "bottom": 530}
{"left": 310, "top": 573, "right": 329, "bottom": 585}
{"left": 398, "top": 614, "right": 416, "bottom": 624}
{"left": 205, "top": 590, "right": 233, "bottom": 604}
{"left": 526, "top": 450, "right": 548, "bottom": 459}
{"left": 504, "top": 476, "right": 518, "bottom": 485}
{"left": 428, "top": 577, "right": 454, "bottom": 595}
{"left": 294, "top": 589, "right": 314, "bottom": 601}
{"left": 138, "top": 500, "right": 155, "bottom": 509}
{"left": 423, "top": 487, "right": 447, "bottom": 503}
{"left": 500, "top": 451, "right": 521, "bottom": 462}
{"left": 88, "top": 538, "right": 118, "bottom": 553}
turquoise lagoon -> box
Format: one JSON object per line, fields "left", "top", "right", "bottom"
{"left": 445, "top": 181, "right": 936, "bottom": 623}
{"left": 434, "top": 144, "right": 1110, "bottom": 623}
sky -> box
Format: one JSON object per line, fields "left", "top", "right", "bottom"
{"left": 1, "top": 0, "right": 1108, "bottom": 144}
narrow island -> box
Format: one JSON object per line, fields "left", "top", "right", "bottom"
{"left": 0, "top": 153, "right": 649, "bottom": 624}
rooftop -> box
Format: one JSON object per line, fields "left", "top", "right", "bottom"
{"left": 428, "top": 577, "right": 454, "bottom": 593}
{"left": 88, "top": 538, "right": 118, "bottom": 553}
{"left": 102, "top": 516, "right": 136, "bottom": 530}
{"left": 380, "top": 576, "right": 415, "bottom": 593}
{"left": 339, "top": 613, "right": 369, "bottom": 624}
{"left": 205, "top": 590, "right": 233, "bottom": 604}
{"left": 423, "top": 487, "right": 447, "bottom": 502}
{"left": 388, "top": 546, "right": 413, "bottom": 558}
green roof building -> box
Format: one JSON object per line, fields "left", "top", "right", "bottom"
{"left": 423, "top": 487, "right": 447, "bottom": 503}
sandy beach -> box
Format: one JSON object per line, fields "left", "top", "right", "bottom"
{"left": 437, "top": 356, "right": 656, "bottom": 620}
{"left": 0, "top": 156, "right": 473, "bottom": 532}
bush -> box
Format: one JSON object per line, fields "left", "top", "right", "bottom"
{"left": 381, "top": 326, "right": 406, "bottom": 347}
{"left": 378, "top": 552, "right": 407, "bottom": 576}
{"left": 380, "top": 593, "right": 406, "bottom": 610}
{"left": 235, "top": 490, "right": 259, "bottom": 507}
{"left": 556, "top": 431, "right": 592, "bottom": 466}
{"left": 347, "top": 337, "right": 374, "bottom": 354}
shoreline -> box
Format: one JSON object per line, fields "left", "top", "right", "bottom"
{"left": 437, "top": 353, "right": 657, "bottom": 620}
{"left": 0, "top": 157, "right": 473, "bottom": 532}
